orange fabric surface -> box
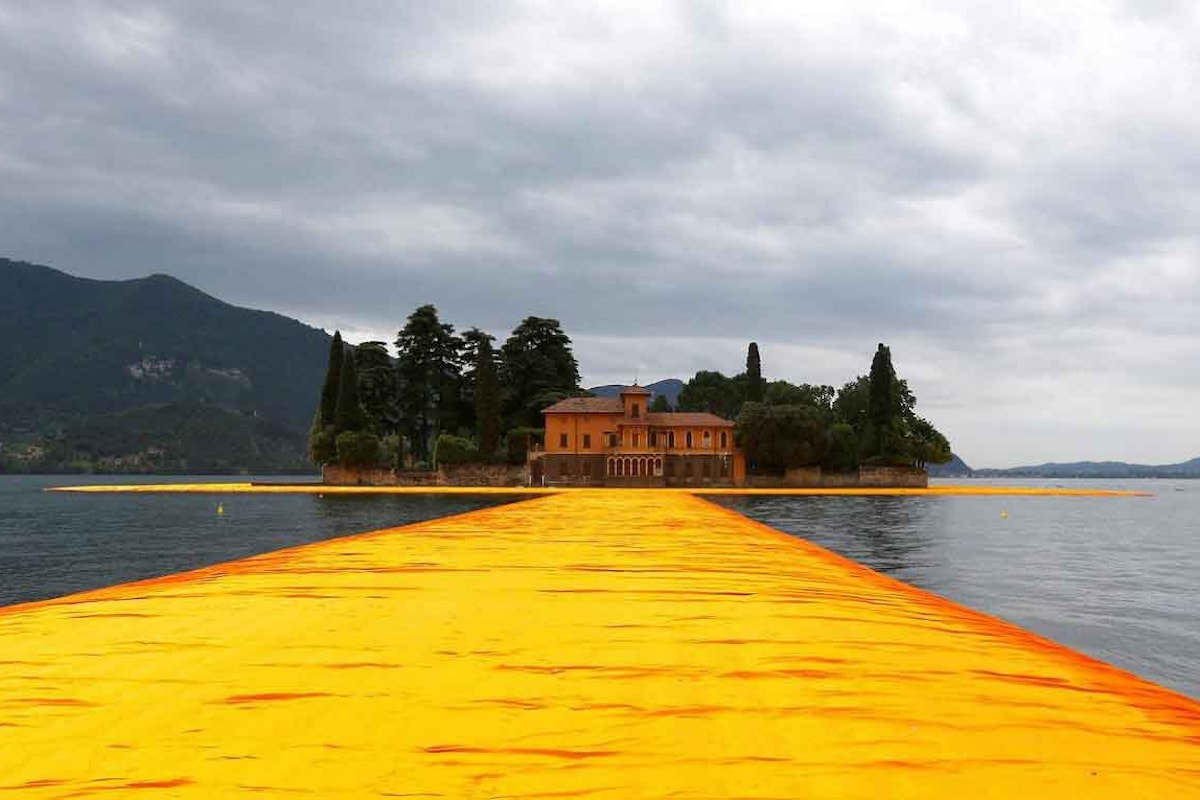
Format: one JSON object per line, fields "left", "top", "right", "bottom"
{"left": 3, "top": 490, "right": 1195, "bottom": 797}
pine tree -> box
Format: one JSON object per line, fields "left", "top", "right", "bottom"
{"left": 334, "top": 352, "right": 367, "bottom": 433}
{"left": 458, "top": 327, "right": 497, "bottom": 436}
{"left": 499, "top": 317, "right": 581, "bottom": 428}
{"left": 474, "top": 337, "right": 501, "bottom": 457}
{"left": 395, "top": 305, "right": 463, "bottom": 464}
{"left": 354, "top": 341, "right": 400, "bottom": 435}
{"left": 319, "top": 332, "right": 344, "bottom": 427}
{"left": 746, "top": 342, "right": 765, "bottom": 403}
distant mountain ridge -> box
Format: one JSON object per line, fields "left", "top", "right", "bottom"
{"left": 929, "top": 453, "right": 1200, "bottom": 479}
{"left": 0, "top": 257, "right": 331, "bottom": 472}
{"left": 588, "top": 379, "right": 684, "bottom": 407}
{"left": 972, "top": 457, "right": 1200, "bottom": 479}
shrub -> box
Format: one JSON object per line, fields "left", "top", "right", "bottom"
{"left": 336, "top": 431, "right": 380, "bottom": 467}
{"left": 434, "top": 434, "right": 478, "bottom": 466}
{"left": 308, "top": 423, "right": 338, "bottom": 466}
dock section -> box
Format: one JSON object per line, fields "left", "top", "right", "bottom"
{"left": 3, "top": 490, "right": 1197, "bottom": 797}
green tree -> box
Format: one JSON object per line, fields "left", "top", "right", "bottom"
{"left": 354, "top": 341, "right": 400, "bottom": 435}
{"left": 458, "top": 327, "right": 496, "bottom": 435}
{"left": 499, "top": 317, "right": 581, "bottom": 429}
{"left": 395, "top": 305, "right": 463, "bottom": 464}
{"left": 736, "top": 402, "right": 830, "bottom": 473}
{"left": 764, "top": 380, "right": 835, "bottom": 416}
{"left": 868, "top": 343, "right": 900, "bottom": 431}
{"left": 649, "top": 394, "right": 671, "bottom": 413}
{"left": 677, "top": 371, "right": 743, "bottom": 419}
{"left": 474, "top": 337, "right": 501, "bottom": 457}
{"left": 908, "top": 415, "right": 952, "bottom": 467}
{"left": 308, "top": 331, "right": 345, "bottom": 465}
{"left": 319, "top": 332, "right": 345, "bottom": 427}
{"left": 334, "top": 354, "right": 368, "bottom": 433}
{"left": 308, "top": 414, "right": 337, "bottom": 466}
{"left": 823, "top": 422, "right": 860, "bottom": 473}
{"left": 745, "top": 342, "right": 765, "bottom": 402}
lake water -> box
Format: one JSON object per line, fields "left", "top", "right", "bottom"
{"left": 1, "top": 475, "right": 1196, "bottom": 699}
{"left": 0, "top": 475, "right": 516, "bottom": 608}
{"left": 715, "top": 478, "right": 1199, "bottom": 700}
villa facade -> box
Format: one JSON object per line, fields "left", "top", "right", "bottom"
{"left": 537, "top": 385, "right": 745, "bottom": 487}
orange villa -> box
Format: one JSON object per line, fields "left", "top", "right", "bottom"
{"left": 537, "top": 385, "right": 746, "bottom": 486}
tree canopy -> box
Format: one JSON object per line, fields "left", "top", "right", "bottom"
{"left": 354, "top": 341, "right": 400, "bottom": 435}
{"left": 677, "top": 370, "right": 744, "bottom": 419}
{"left": 499, "top": 317, "right": 581, "bottom": 429}
{"left": 308, "top": 321, "right": 950, "bottom": 477}
{"left": 395, "top": 305, "right": 463, "bottom": 464}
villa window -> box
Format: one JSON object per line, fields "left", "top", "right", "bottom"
{"left": 686, "top": 431, "right": 693, "bottom": 449}
{"left": 559, "top": 433, "right": 568, "bottom": 448}
{"left": 720, "top": 431, "right": 728, "bottom": 449}
{"left": 668, "top": 431, "right": 676, "bottom": 448}
{"left": 633, "top": 433, "right": 640, "bottom": 447}
{"left": 632, "top": 403, "right": 640, "bottom": 418}
{"left": 583, "top": 461, "right": 592, "bottom": 477}
{"left": 583, "top": 434, "right": 591, "bottom": 449}
{"left": 703, "top": 431, "right": 711, "bottom": 447}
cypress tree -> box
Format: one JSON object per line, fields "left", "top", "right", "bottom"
{"left": 474, "top": 338, "right": 501, "bottom": 456}
{"left": 334, "top": 352, "right": 367, "bottom": 433}
{"left": 319, "top": 332, "right": 344, "bottom": 427}
{"left": 746, "top": 342, "right": 765, "bottom": 402}
{"left": 867, "top": 343, "right": 898, "bottom": 429}
{"left": 866, "top": 343, "right": 901, "bottom": 460}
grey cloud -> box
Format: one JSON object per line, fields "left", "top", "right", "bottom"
{"left": 2, "top": 1, "right": 1199, "bottom": 465}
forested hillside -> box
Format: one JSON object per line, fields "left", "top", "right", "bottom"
{"left": 0, "top": 258, "right": 330, "bottom": 473}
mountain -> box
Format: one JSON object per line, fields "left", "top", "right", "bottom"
{"left": 927, "top": 453, "right": 973, "bottom": 477}
{"left": 0, "top": 258, "right": 331, "bottom": 473}
{"left": 588, "top": 379, "right": 684, "bottom": 408}
{"left": 973, "top": 458, "right": 1200, "bottom": 479}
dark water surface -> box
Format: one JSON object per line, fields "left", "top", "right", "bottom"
{"left": 715, "top": 478, "right": 1199, "bottom": 700}
{"left": 2, "top": 475, "right": 1196, "bottom": 700}
{"left": 0, "top": 475, "right": 516, "bottom": 608}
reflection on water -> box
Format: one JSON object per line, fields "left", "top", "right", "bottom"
{"left": 715, "top": 481, "right": 1200, "bottom": 700}
{"left": 0, "top": 475, "right": 517, "bottom": 608}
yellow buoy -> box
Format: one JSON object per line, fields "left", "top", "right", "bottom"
{"left": 217, "top": 503, "right": 224, "bottom": 516}
{"left": 1000, "top": 509, "right": 1009, "bottom": 519}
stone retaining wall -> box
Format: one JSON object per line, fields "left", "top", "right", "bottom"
{"left": 745, "top": 466, "right": 927, "bottom": 489}
{"left": 322, "top": 463, "right": 528, "bottom": 487}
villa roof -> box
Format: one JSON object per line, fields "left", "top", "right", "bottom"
{"left": 542, "top": 396, "right": 624, "bottom": 414}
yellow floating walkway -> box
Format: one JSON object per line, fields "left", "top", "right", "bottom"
{"left": 3, "top": 491, "right": 1196, "bottom": 798}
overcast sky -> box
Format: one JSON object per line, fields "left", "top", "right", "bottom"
{"left": 3, "top": 1, "right": 1199, "bottom": 467}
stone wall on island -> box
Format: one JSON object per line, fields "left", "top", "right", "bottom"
{"left": 744, "top": 465, "right": 928, "bottom": 489}
{"left": 322, "top": 463, "right": 528, "bottom": 487}
{"left": 323, "top": 463, "right": 927, "bottom": 488}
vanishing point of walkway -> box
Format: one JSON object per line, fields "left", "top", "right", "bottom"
{"left": 3, "top": 489, "right": 1198, "bottom": 797}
